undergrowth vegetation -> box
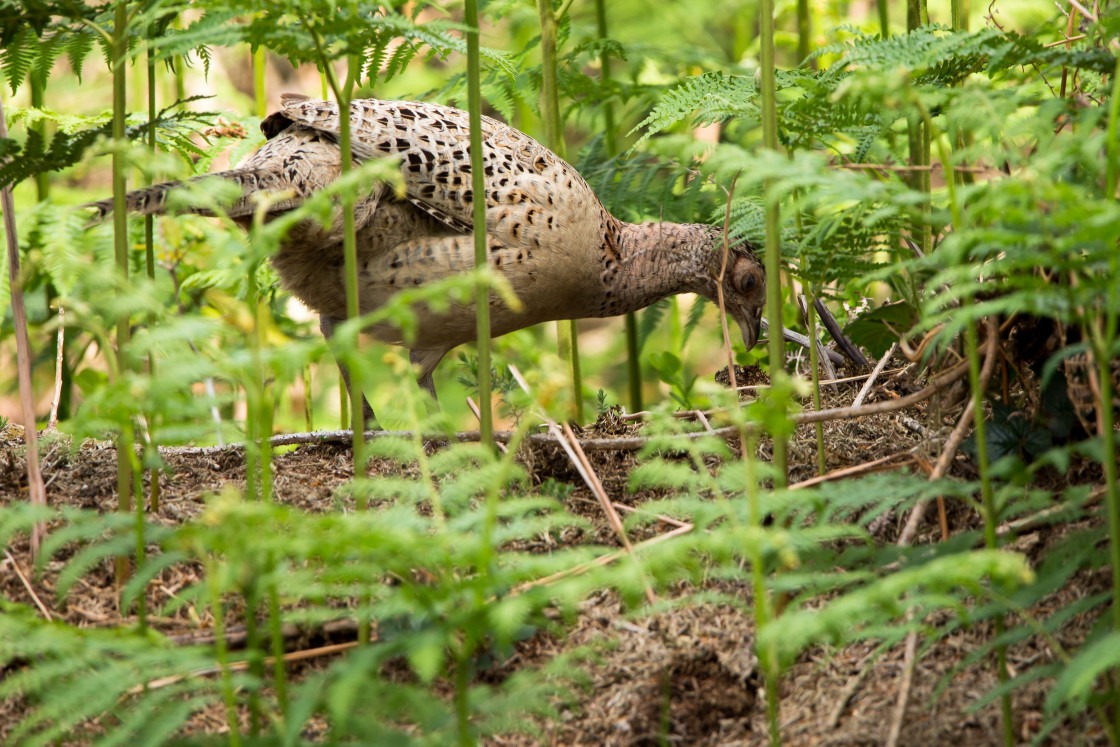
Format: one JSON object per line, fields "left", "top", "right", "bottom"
{"left": 1, "top": 0, "right": 1119, "bottom": 744}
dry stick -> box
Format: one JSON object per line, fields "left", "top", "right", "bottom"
{"left": 567, "top": 496, "right": 690, "bottom": 529}
{"left": 0, "top": 95, "right": 47, "bottom": 560}
{"left": 512, "top": 523, "right": 694, "bottom": 594}
{"left": 897, "top": 332, "right": 997, "bottom": 546}
{"left": 132, "top": 641, "right": 359, "bottom": 694}
{"left": 761, "top": 317, "right": 846, "bottom": 366}
{"left": 852, "top": 343, "right": 898, "bottom": 408}
{"left": 996, "top": 485, "right": 1106, "bottom": 538}
{"left": 3, "top": 549, "right": 52, "bottom": 621}
{"left": 160, "top": 362, "right": 972, "bottom": 457}
{"left": 887, "top": 322, "right": 998, "bottom": 745}
{"left": 789, "top": 453, "right": 916, "bottom": 492}
{"left": 826, "top": 650, "right": 877, "bottom": 729}
{"left": 798, "top": 294, "right": 837, "bottom": 382}
{"left": 48, "top": 309, "right": 65, "bottom": 429}
{"left": 507, "top": 365, "right": 657, "bottom": 603}
{"left": 813, "top": 297, "right": 870, "bottom": 368}
{"left": 467, "top": 397, "right": 507, "bottom": 454}
{"left": 885, "top": 625, "right": 920, "bottom": 747}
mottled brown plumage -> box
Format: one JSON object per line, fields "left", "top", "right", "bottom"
{"left": 90, "top": 94, "right": 765, "bottom": 412}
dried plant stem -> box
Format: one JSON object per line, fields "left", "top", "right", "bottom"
{"left": 49, "top": 311, "right": 65, "bottom": 429}
{"left": 4, "top": 549, "right": 51, "bottom": 620}
{"left": 164, "top": 362, "right": 971, "bottom": 458}
{"left": 509, "top": 366, "right": 656, "bottom": 603}
{"left": 852, "top": 343, "right": 897, "bottom": 408}
{"left": 813, "top": 297, "right": 870, "bottom": 367}
{"left": 800, "top": 293, "right": 828, "bottom": 476}
{"left": 885, "top": 624, "right": 919, "bottom": 747}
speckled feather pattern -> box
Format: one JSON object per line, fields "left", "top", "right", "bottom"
{"left": 89, "top": 95, "right": 765, "bottom": 383}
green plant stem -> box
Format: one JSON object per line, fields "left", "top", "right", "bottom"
{"left": 125, "top": 428, "right": 146, "bottom": 631}
{"left": 1106, "top": 54, "right": 1120, "bottom": 199}
{"left": 29, "top": 76, "right": 49, "bottom": 200}
{"left": 965, "top": 316, "right": 1013, "bottom": 747}
{"left": 760, "top": 0, "right": 787, "bottom": 487}
{"left": 253, "top": 46, "right": 267, "bottom": 120}
{"left": 244, "top": 584, "right": 262, "bottom": 736}
{"left": 465, "top": 0, "right": 492, "bottom": 449}
{"left": 797, "top": 0, "right": 811, "bottom": 68}
{"left": 455, "top": 646, "right": 474, "bottom": 746}
{"left": 536, "top": 0, "right": 583, "bottom": 422}
{"left": 807, "top": 291, "right": 825, "bottom": 476}
{"left": 595, "top": 0, "right": 641, "bottom": 412}
{"left": 208, "top": 560, "right": 242, "bottom": 747}
{"left": 268, "top": 563, "right": 289, "bottom": 723}
{"left": 146, "top": 40, "right": 160, "bottom": 515}
{"left": 878, "top": 0, "right": 889, "bottom": 38}
{"left": 743, "top": 431, "right": 781, "bottom": 743}
{"left": 112, "top": 0, "right": 132, "bottom": 588}
{"left": 312, "top": 29, "right": 366, "bottom": 471}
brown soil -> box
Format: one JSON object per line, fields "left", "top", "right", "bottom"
{"left": 0, "top": 357, "right": 1110, "bottom": 745}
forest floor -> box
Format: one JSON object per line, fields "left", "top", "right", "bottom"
{"left": 0, "top": 355, "right": 1111, "bottom": 745}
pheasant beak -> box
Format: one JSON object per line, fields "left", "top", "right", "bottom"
{"left": 730, "top": 303, "right": 763, "bottom": 354}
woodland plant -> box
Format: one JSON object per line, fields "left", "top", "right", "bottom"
{"left": 1, "top": 0, "right": 1120, "bottom": 745}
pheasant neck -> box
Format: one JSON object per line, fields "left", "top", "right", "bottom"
{"left": 605, "top": 221, "right": 720, "bottom": 316}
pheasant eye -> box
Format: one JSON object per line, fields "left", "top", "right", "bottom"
{"left": 739, "top": 273, "right": 757, "bottom": 292}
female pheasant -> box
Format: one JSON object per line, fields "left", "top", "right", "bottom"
{"left": 92, "top": 94, "right": 765, "bottom": 411}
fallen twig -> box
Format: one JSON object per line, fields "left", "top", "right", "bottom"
{"left": 852, "top": 344, "right": 897, "bottom": 408}
{"left": 761, "top": 317, "right": 846, "bottom": 366}
{"left": 814, "top": 297, "right": 871, "bottom": 368}
{"left": 509, "top": 365, "right": 657, "bottom": 604}
{"left": 789, "top": 453, "right": 915, "bottom": 491}
{"left": 888, "top": 319, "right": 998, "bottom": 745}
{"left": 157, "top": 360, "right": 971, "bottom": 457}
{"left": 131, "top": 640, "right": 358, "bottom": 694}
{"left": 3, "top": 549, "right": 52, "bottom": 621}
{"left": 49, "top": 307, "right": 65, "bottom": 430}
{"left": 798, "top": 294, "right": 838, "bottom": 382}
{"left": 512, "top": 523, "right": 694, "bottom": 594}
{"left": 885, "top": 624, "right": 919, "bottom": 747}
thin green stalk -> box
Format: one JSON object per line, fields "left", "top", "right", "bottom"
{"left": 965, "top": 316, "right": 1014, "bottom": 747}
{"left": 268, "top": 564, "right": 289, "bottom": 723}
{"left": 797, "top": 0, "right": 812, "bottom": 68}
{"left": 454, "top": 646, "right": 474, "bottom": 746}
{"left": 29, "top": 76, "right": 49, "bottom": 201}
{"left": 595, "top": 0, "right": 640, "bottom": 412}
{"left": 742, "top": 431, "right": 780, "bottom": 743}
{"left": 245, "top": 266, "right": 261, "bottom": 502}
{"left": 125, "top": 427, "right": 146, "bottom": 631}
{"left": 311, "top": 28, "right": 366, "bottom": 470}
{"left": 878, "top": 0, "right": 889, "bottom": 38}
{"left": 146, "top": 39, "right": 160, "bottom": 514}
{"left": 112, "top": 0, "right": 132, "bottom": 588}
{"left": 807, "top": 291, "right": 825, "bottom": 476}
{"left": 536, "top": 0, "right": 583, "bottom": 422}
{"left": 1091, "top": 329, "right": 1120, "bottom": 739}
{"left": 303, "top": 365, "right": 314, "bottom": 431}
{"left": 244, "top": 584, "right": 262, "bottom": 736}
{"left": 465, "top": 0, "right": 492, "bottom": 449}
{"left": 760, "top": 0, "right": 787, "bottom": 487}
{"left": 923, "top": 99, "right": 1013, "bottom": 744}
{"left": 253, "top": 46, "right": 267, "bottom": 119}
{"left": 1106, "top": 54, "right": 1120, "bottom": 199}
{"left": 208, "top": 560, "right": 242, "bottom": 747}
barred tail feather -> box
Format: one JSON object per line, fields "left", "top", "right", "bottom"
{"left": 85, "top": 169, "right": 297, "bottom": 221}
